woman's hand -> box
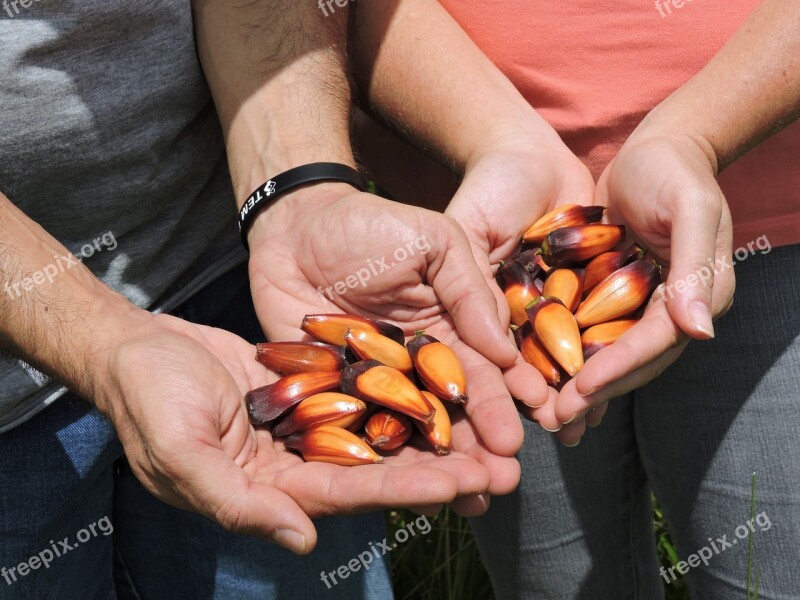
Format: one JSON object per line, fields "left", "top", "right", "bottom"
{"left": 446, "top": 122, "right": 597, "bottom": 431}
{"left": 553, "top": 127, "right": 735, "bottom": 445}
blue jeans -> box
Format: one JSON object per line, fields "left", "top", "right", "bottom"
{"left": 470, "top": 243, "right": 800, "bottom": 599}
{"left": 0, "top": 265, "right": 393, "bottom": 600}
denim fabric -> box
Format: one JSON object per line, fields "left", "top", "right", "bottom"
{"left": 470, "top": 243, "right": 800, "bottom": 599}
{"left": 0, "top": 264, "right": 393, "bottom": 600}
{"left": 0, "top": 399, "right": 120, "bottom": 600}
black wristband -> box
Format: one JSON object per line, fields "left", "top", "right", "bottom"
{"left": 238, "top": 162, "right": 367, "bottom": 251}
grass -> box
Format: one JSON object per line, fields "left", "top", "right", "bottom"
{"left": 653, "top": 497, "right": 690, "bottom": 600}
{"left": 386, "top": 508, "right": 493, "bottom": 600}
{"left": 389, "top": 475, "right": 765, "bottom": 600}
{"left": 387, "top": 497, "right": 691, "bottom": 600}
{"left": 746, "top": 472, "right": 762, "bottom": 599}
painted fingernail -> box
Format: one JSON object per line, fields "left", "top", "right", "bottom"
{"left": 271, "top": 529, "right": 308, "bottom": 555}
{"left": 689, "top": 301, "right": 715, "bottom": 339}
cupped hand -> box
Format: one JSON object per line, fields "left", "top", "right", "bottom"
{"left": 445, "top": 123, "right": 597, "bottom": 432}
{"left": 246, "top": 185, "right": 522, "bottom": 498}
{"left": 554, "top": 129, "right": 735, "bottom": 444}
{"left": 99, "top": 311, "right": 494, "bottom": 554}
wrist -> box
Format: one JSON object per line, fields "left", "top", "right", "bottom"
{"left": 245, "top": 181, "right": 360, "bottom": 252}
{"left": 81, "top": 290, "right": 155, "bottom": 415}
{"left": 7, "top": 279, "right": 155, "bottom": 416}
{"left": 237, "top": 162, "right": 366, "bottom": 251}
{"left": 629, "top": 105, "right": 720, "bottom": 175}
{"left": 233, "top": 155, "right": 359, "bottom": 206}
{"left": 465, "top": 105, "right": 568, "bottom": 172}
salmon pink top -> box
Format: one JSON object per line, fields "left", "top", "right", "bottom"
{"left": 439, "top": 0, "right": 800, "bottom": 249}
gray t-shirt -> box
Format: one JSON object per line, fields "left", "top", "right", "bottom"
{"left": 0, "top": 2, "right": 245, "bottom": 432}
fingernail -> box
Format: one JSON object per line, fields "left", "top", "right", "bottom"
{"left": 563, "top": 411, "right": 582, "bottom": 425}
{"left": 587, "top": 418, "right": 603, "bottom": 428}
{"left": 521, "top": 399, "right": 547, "bottom": 409}
{"left": 508, "top": 339, "right": 520, "bottom": 354}
{"left": 579, "top": 386, "right": 599, "bottom": 397}
{"left": 689, "top": 301, "right": 715, "bottom": 338}
{"left": 561, "top": 439, "right": 581, "bottom": 448}
{"left": 539, "top": 423, "right": 562, "bottom": 433}
{"left": 271, "top": 529, "right": 308, "bottom": 554}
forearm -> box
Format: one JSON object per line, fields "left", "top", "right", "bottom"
{"left": 0, "top": 195, "right": 149, "bottom": 409}
{"left": 351, "top": 0, "right": 555, "bottom": 172}
{"left": 642, "top": 0, "right": 800, "bottom": 171}
{"left": 193, "top": 0, "right": 356, "bottom": 203}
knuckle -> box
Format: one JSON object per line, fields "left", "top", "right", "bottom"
{"left": 215, "top": 498, "right": 246, "bottom": 533}
{"left": 653, "top": 312, "right": 683, "bottom": 350}
{"left": 680, "top": 189, "right": 722, "bottom": 217}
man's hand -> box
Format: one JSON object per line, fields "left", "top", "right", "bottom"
{"left": 0, "top": 194, "right": 488, "bottom": 554}
{"left": 195, "top": 0, "right": 520, "bottom": 514}
{"left": 552, "top": 129, "right": 735, "bottom": 444}
{"left": 100, "top": 311, "right": 495, "bottom": 554}
{"left": 246, "top": 183, "right": 523, "bottom": 500}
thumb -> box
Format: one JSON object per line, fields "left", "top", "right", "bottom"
{"left": 662, "top": 195, "right": 723, "bottom": 340}
{"left": 181, "top": 445, "right": 318, "bottom": 554}
{"left": 427, "top": 219, "right": 518, "bottom": 368}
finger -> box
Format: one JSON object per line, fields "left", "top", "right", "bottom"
{"left": 452, "top": 342, "right": 524, "bottom": 457}
{"left": 459, "top": 247, "right": 547, "bottom": 411}
{"left": 387, "top": 445, "right": 492, "bottom": 498}
{"left": 179, "top": 445, "right": 317, "bottom": 555}
{"left": 553, "top": 418, "right": 586, "bottom": 447}
{"left": 571, "top": 294, "right": 685, "bottom": 400}
{"left": 451, "top": 493, "right": 491, "bottom": 517}
{"left": 586, "top": 402, "right": 609, "bottom": 428}
{"left": 662, "top": 192, "right": 726, "bottom": 340}
{"left": 427, "top": 218, "right": 518, "bottom": 368}
{"left": 705, "top": 246, "right": 736, "bottom": 325}
{"left": 407, "top": 505, "right": 445, "bottom": 517}
{"left": 520, "top": 386, "right": 562, "bottom": 433}
{"left": 451, "top": 415, "right": 522, "bottom": 496}
{"left": 556, "top": 343, "right": 687, "bottom": 424}
{"left": 489, "top": 267, "right": 512, "bottom": 331}
{"left": 187, "top": 325, "right": 279, "bottom": 391}
{"left": 273, "top": 455, "right": 488, "bottom": 517}
{"left": 503, "top": 354, "right": 549, "bottom": 408}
